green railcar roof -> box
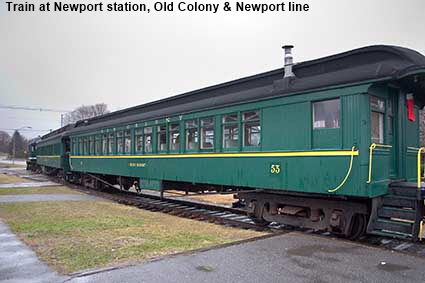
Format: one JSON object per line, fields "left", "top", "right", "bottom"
{"left": 46, "top": 45, "right": 425, "bottom": 137}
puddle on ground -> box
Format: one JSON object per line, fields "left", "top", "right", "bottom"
{"left": 287, "top": 244, "right": 360, "bottom": 257}
{"left": 377, "top": 262, "right": 410, "bottom": 272}
{"left": 196, "top": 265, "right": 215, "bottom": 272}
{"left": 290, "top": 258, "right": 316, "bottom": 269}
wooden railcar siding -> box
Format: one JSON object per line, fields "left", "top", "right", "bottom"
{"left": 67, "top": 81, "right": 421, "bottom": 198}
{"left": 69, "top": 84, "right": 372, "bottom": 197}
{"left": 37, "top": 138, "right": 65, "bottom": 169}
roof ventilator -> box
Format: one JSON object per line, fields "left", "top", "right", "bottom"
{"left": 283, "top": 45, "right": 295, "bottom": 78}
{"left": 273, "top": 44, "right": 296, "bottom": 90}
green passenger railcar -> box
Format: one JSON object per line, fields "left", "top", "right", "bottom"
{"left": 34, "top": 45, "right": 425, "bottom": 239}
{"left": 26, "top": 139, "right": 39, "bottom": 171}
{"left": 36, "top": 125, "right": 73, "bottom": 174}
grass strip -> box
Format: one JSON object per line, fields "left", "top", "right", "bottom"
{"left": 0, "top": 186, "right": 81, "bottom": 195}
{"left": 0, "top": 200, "right": 265, "bottom": 273}
{"left": 0, "top": 173, "right": 28, "bottom": 184}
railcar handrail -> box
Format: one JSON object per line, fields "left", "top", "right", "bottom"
{"left": 403, "top": 147, "right": 425, "bottom": 241}
{"left": 367, "top": 143, "right": 393, "bottom": 184}
{"left": 328, "top": 146, "right": 357, "bottom": 193}
{"left": 413, "top": 147, "right": 425, "bottom": 188}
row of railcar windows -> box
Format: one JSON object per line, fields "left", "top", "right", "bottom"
{"left": 71, "top": 98, "right": 344, "bottom": 156}
{"left": 71, "top": 110, "right": 261, "bottom": 155}
{"left": 38, "top": 143, "right": 61, "bottom": 155}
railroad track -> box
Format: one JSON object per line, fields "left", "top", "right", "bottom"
{"left": 46, "top": 176, "right": 286, "bottom": 233}
{"left": 6, "top": 169, "right": 282, "bottom": 232}
{"left": 50, "top": 183, "right": 425, "bottom": 255}
{"left": 118, "top": 195, "right": 266, "bottom": 230}
{"left": 4, "top": 169, "right": 425, "bottom": 255}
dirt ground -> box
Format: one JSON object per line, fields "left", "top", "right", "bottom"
{"left": 164, "top": 190, "right": 237, "bottom": 206}
{"left": 183, "top": 194, "right": 236, "bottom": 206}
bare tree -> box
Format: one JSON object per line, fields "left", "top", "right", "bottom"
{"left": 63, "top": 103, "right": 110, "bottom": 125}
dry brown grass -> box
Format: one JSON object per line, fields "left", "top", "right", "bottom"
{"left": 0, "top": 162, "right": 26, "bottom": 169}
{"left": 0, "top": 186, "right": 82, "bottom": 195}
{"left": 164, "top": 190, "right": 237, "bottom": 206}
{"left": 184, "top": 194, "right": 236, "bottom": 206}
{"left": 0, "top": 200, "right": 266, "bottom": 273}
{"left": 0, "top": 173, "right": 28, "bottom": 184}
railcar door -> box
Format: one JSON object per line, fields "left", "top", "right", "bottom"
{"left": 387, "top": 91, "right": 398, "bottom": 179}
{"left": 370, "top": 90, "right": 399, "bottom": 181}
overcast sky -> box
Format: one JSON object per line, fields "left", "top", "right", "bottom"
{"left": 1, "top": 0, "right": 424, "bottom": 138}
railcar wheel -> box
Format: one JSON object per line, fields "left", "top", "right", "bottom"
{"left": 248, "top": 201, "right": 270, "bottom": 227}
{"left": 348, "top": 214, "right": 367, "bottom": 240}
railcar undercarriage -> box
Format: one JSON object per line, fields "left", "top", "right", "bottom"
{"left": 236, "top": 191, "right": 369, "bottom": 239}
{"left": 31, "top": 165, "right": 425, "bottom": 240}
{"left": 56, "top": 168, "right": 370, "bottom": 239}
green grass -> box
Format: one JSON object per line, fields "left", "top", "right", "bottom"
{"left": 0, "top": 173, "right": 27, "bottom": 184}
{"left": 0, "top": 201, "right": 265, "bottom": 273}
{"left": 0, "top": 186, "right": 81, "bottom": 195}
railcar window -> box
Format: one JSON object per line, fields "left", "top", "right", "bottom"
{"left": 90, "top": 136, "right": 95, "bottom": 155}
{"left": 313, "top": 99, "right": 340, "bottom": 129}
{"left": 108, "top": 133, "right": 114, "bottom": 154}
{"left": 243, "top": 111, "right": 261, "bottom": 147}
{"left": 85, "top": 137, "right": 89, "bottom": 155}
{"left": 95, "top": 136, "right": 101, "bottom": 155}
{"left": 387, "top": 100, "right": 393, "bottom": 136}
{"left": 169, "top": 123, "right": 180, "bottom": 151}
{"left": 223, "top": 114, "right": 238, "bottom": 123}
{"left": 72, "top": 140, "right": 77, "bottom": 155}
{"left": 135, "top": 129, "right": 143, "bottom": 153}
{"left": 223, "top": 114, "right": 239, "bottom": 149}
{"left": 78, "top": 139, "right": 82, "bottom": 155}
{"left": 186, "top": 120, "right": 199, "bottom": 150}
{"left": 102, "top": 134, "right": 107, "bottom": 154}
{"left": 124, "top": 130, "right": 131, "bottom": 153}
{"left": 65, "top": 140, "right": 71, "bottom": 153}
{"left": 117, "top": 131, "right": 124, "bottom": 153}
{"left": 144, "top": 127, "right": 153, "bottom": 153}
{"left": 370, "top": 96, "right": 385, "bottom": 144}
{"left": 157, "top": 125, "right": 167, "bottom": 151}
{"left": 84, "top": 137, "right": 89, "bottom": 155}
{"left": 370, "top": 96, "right": 385, "bottom": 112}
{"left": 84, "top": 138, "right": 88, "bottom": 155}
{"left": 371, "top": 112, "right": 384, "bottom": 143}
{"left": 201, "top": 117, "right": 214, "bottom": 149}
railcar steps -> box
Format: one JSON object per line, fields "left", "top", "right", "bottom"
{"left": 369, "top": 182, "right": 425, "bottom": 240}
